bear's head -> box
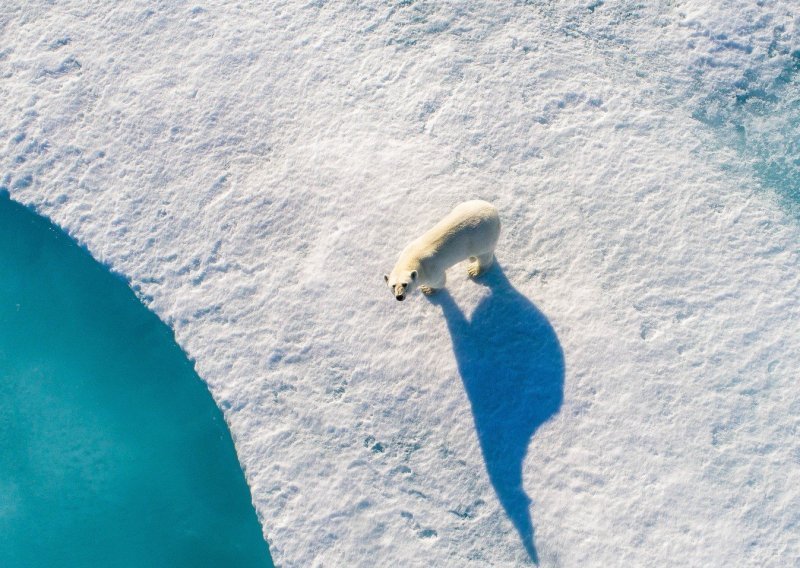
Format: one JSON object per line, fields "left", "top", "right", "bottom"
{"left": 384, "top": 270, "right": 418, "bottom": 301}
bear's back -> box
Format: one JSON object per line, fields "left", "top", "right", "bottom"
{"left": 414, "top": 200, "right": 500, "bottom": 266}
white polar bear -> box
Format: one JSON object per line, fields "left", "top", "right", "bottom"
{"left": 384, "top": 200, "right": 500, "bottom": 301}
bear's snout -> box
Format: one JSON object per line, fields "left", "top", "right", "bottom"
{"left": 396, "top": 294, "right": 405, "bottom": 301}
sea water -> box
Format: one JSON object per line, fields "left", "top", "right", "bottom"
{"left": 692, "top": 49, "right": 800, "bottom": 216}
{"left": 0, "top": 196, "right": 273, "bottom": 567}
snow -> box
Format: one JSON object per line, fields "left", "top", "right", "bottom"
{"left": 2, "top": 1, "right": 799, "bottom": 566}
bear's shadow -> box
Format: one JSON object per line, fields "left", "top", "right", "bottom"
{"left": 428, "top": 265, "right": 564, "bottom": 564}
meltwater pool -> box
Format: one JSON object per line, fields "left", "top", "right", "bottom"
{"left": 0, "top": 196, "right": 273, "bottom": 567}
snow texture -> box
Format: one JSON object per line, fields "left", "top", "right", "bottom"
{"left": 2, "top": 1, "right": 799, "bottom": 566}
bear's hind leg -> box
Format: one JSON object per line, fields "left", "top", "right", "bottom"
{"left": 467, "top": 252, "right": 494, "bottom": 278}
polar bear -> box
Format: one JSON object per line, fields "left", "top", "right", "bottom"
{"left": 384, "top": 200, "right": 500, "bottom": 301}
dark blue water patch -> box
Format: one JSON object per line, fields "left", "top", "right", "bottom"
{"left": 692, "top": 49, "right": 800, "bottom": 217}
{"left": 0, "top": 196, "right": 273, "bottom": 567}
{"left": 429, "top": 266, "right": 565, "bottom": 564}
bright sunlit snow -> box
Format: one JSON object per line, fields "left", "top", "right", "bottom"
{"left": 2, "top": 1, "right": 799, "bottom": 566}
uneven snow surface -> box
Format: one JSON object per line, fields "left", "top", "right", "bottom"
{"left": 2, "top": 1, "right": 799, "bottom": 566}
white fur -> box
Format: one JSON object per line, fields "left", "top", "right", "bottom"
{"left": 385, "top": 200, "right": 500, "bottom": 300}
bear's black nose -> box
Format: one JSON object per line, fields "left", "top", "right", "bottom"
{"left": 396, "top": 294, "right": 405, "bottom": 301}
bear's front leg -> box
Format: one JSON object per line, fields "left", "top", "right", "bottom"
{"left": 420, "top": 272, "right": 446, "bottom": 295}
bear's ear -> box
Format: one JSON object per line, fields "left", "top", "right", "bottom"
{"left": 384, "top": 274, "right": 389, "bottom": 284}
{"left": 410, "top": 270, "right": 418, "bottom": 281}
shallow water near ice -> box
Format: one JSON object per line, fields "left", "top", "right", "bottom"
{"left": 693, "top": 49, "right": 800, "bottom": 217}
{"left": 0, "top": 196, "right": 272, "bottom": 567}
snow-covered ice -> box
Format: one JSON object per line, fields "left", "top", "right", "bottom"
{"left": 2, "top": 1, "right": 799, "bottom": 566}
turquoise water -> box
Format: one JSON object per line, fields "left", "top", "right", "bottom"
{"left": 692, "top": 50, "right": 800, "bottom": 216}
{"left": 0, "top": 196, "right": 273, "bottom": 567}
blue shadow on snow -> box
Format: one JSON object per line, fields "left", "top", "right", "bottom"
{"left": 428, "top": 265, "right": 564, "bottom": 564}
